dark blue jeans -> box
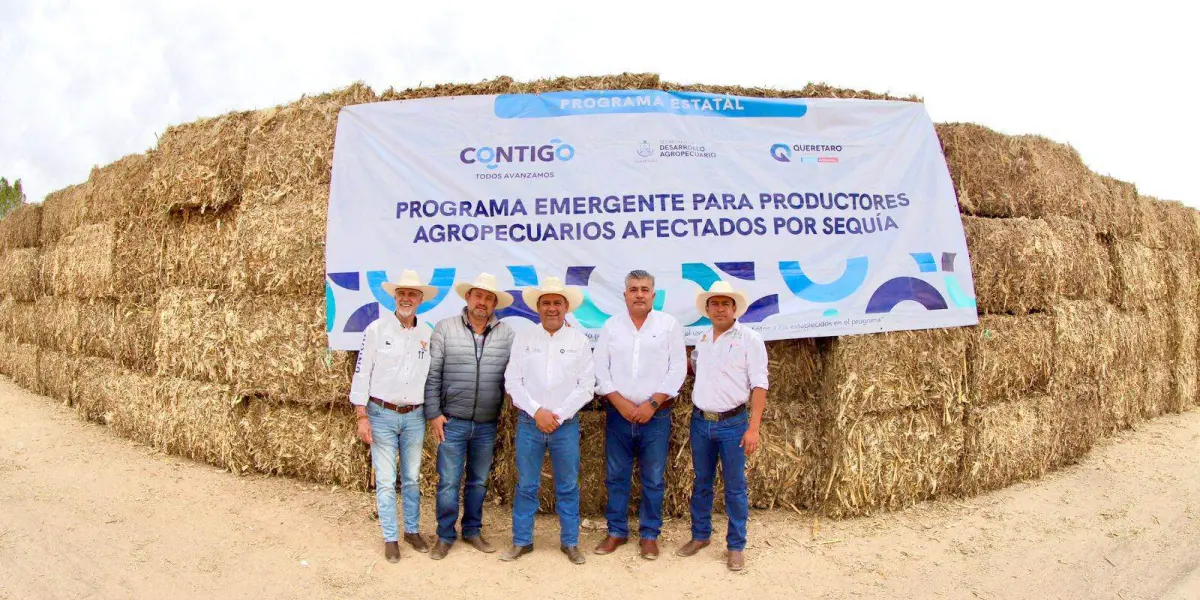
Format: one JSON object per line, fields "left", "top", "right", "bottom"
{"left": 689, "top": 409, "right": 749, "bottom": 550}
{"left": 512, "top": 412, "right": 581, "bottom": 547}
{"left": 603, "top": 405, "right": 671, "bottom": 540}
{"left": 435, "top": 417, "right": 498, "bottom": 544}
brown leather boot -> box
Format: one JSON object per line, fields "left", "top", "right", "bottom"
{"left": 639, "top": 538, "right": 659, "bottom": 560}
{"left": 561, "top": 545, "right": 586, "bottom": 565}
{"left": 593, "top": 535, "right": 628, "bottom": 555}
{"left": 403, "top": 533, "right": 429, "bottom": 553}
{"left": 675, "top": 539, "right": 710, "bottom": 557}
{"left": 499, "top": 544, "right": 533, "bottom": 562}
{"left": 429, "top": 540, "right": 453, "bottom": 560}
{"left": 727, "top": 550, "right": 745, "bottom": 571}
{"left": 463, "top": 535, "right": 495, "bottom": 553}
{"left": 384, "top": 541, "right": 401, "bottom": 563}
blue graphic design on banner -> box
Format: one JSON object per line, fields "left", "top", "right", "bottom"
{"left": 910, "top": 253, "right": 938, "bottom": 273}
{"left": 865, "top": 278, "right": 949, "bottom": 313}
{"left": 345, "top": 302, "right": 380, "bottom": 333}
{"left": 779, "top": 258, "right": 869, "bottom": 303}
{"left": 325, "top": 282, "right": 336, "bottom": 332}
{"left": 715, "top": 261, "right": 755, "bottom": 281}
{"left": 494, "top": 91, "right": 809, "bottom": 119}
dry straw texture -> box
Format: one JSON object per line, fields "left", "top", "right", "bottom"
{"left": 1043, "top": 216, "right": 1112, "bottom": 302}
{"left": 112, "top": 217, "right": 167, "bottom": 298}
{"left": 238, "top": 400, "right": 369, "bottom": 489}
{"left": 0, "top": 248, "right": 41, "bottom": 301}
{"left": 0, "top": 332, "right": 15, "bottom": 377}
{"left": 10, "top": 341, "right": 40, "bottom": 393}
{"left": 1051, "top": 300, "right": 1116, "bottom": 385}
{"left": 233, "top": 184, "right": 331, "bottom": 297}
{"left": 38, "top": 348, "right": 81, "bottom": 404}
{"left": 114, "top": 296, "right": 158, "bottom": 372}
{"left": 162, "top": 210, "right": 238, "bottom": 290}
{"left": 89, "top": 153, "right": 154, "bottom": 219}
{"left": 0, "top": 203, "right": 42, "bottom": 250}
{"left": 0, "top": 299, "right": 39, "bottom": 344}
{"left": 821, "top": 406, "right": 964, "bottom": 518}
{"left": 40, "top": 182, "right": 93, "bottom": 244}
{"left": 154, "top": 288, "right": 233, "bottom": 383}
{"left": 822, "top": 328, "right": 970, "bottom": 421}
{"left": 969, "top": 313, "right": 1054, "bottom": 406}
{"left": 42, "top": 223, "right": 116, "bottom": 298}
{"left": 152, "top": 112, "right": 251, "bottom": 213}
{"left": 937, "top": 123, "right": 1115, "bottom": 234}
{"left": 963, "top": 216, "right": 1061, "bottom": 314}
{"left": 1152, "top": 198, "right": 1200, "bottom": 252}
{"left": 230, "top": 295, "right": 354, "bottom": 404}
{"left": 1109, "top": 240, "right": 1169, "bottom": 310}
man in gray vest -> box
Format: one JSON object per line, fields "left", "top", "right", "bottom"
{"left": 425, "top": 272, "right": 516, "bottom": 560}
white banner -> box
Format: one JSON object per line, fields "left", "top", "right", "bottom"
{"left": 325, "top": 90, "right": 978, "bottom": 349}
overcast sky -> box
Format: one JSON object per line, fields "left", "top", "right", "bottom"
{"left": 2, "top": 1, "right": 1195, "bottom": 208}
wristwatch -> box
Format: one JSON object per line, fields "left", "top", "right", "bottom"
{"left": 649, "top": 399, "right": 660, "bottom": 410}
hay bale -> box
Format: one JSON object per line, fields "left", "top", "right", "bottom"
{"left": 0, "top": 248, "right": 41, "bottom": 301}
{"left": 969, "top": 313, "right": 1054, "bottom": 406}
{"left": 1100, "top": 176, "right": 1142, "bottom": 240}
{"left": 1, "top": 299, "right": 39, "bottom": 345}
{"left": 158, "top": 377, "right": 249, "bottom": 472}
{"left": 102, "top": 367, "right": 166, "bottom": 447}
{"left": 1050, "top": 300, "right": 1116, "bottom": 385}
{"left": 823, "top": 328, "right": 970, "bottom": 421}
{"left": 232, "top": 184, "right": 330, "bottom": 297}
{"left": 1043, "top": 216, "right": 1112, "bottom": 302}
{"left": 243, "top": 83, "right": 377, "bottom": 193}
{"left": 230, "top": 295, "right": 354, "bottom": 404}
{"left": 0, "top": 203, "right": 42, "bottom": 250}
{"left": 0, "top": 332, "right": 15, "bottom": 377}
{"left": 820, "top": 406, "right": 963, "bottom": 518}
{"left": 960, "top": 384, "right": 1100, "bottom": 495}
{"left": 9, "top": 342, "right": 40, "bottom": 393}
{"left": 31, "top": 296, "right": 72, "bottom": 351}
{"left": 89, "top": 152, "right": 154, "bottom": 219}
{"left": 238, "top": 400, "right": 369, "bottom": 489}
{"left": 162, "top": 210, "right": 237, "bottom": 290}
{"left": 1109, "top": 240, "right": 1169, "bottom": 310}
{"left": 71, "top": 297, "right": 117, "bottom": 358}
{"left": 114, "top": 295, "right": 158, "bottom": 372}
{"left": 43, "top": 223, "right": 116, "bottom": 298}
{"left": 151, "top": 112, "right": 251, "bottom": 213}
{"left": 963, "top": 216, "right": 1062, "bottom": 314}
{"left": 74, "top": 357, "right": 117, "bottom": 423}
{"left": 154, "top": 288, "right": 233, "bottom": 383}
{"left": 937, "top": 123, "right": 1112, "bottom": 233}
{"left": 1172, "top": 357, "right": 1198, "bottom": 415}
{"left": 40, "top": 182, "right": 94, "bottom": 244}
{"left": 1141, "top": 360, "right": 1173, "bottom": 419}
{"left": 1151, "top": 198, "right": 1200, "bottom": 252}
{"left": 112, "top": 217, "right": 167, "bottom": 298}
{"left": 38, "top": 349, "right": 81, "bottom": 404}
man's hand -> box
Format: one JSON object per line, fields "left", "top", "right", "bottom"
{"left": 740, "top": 426, "right": 760, "bottom": 455}
{"left": 534, "top": 408, "right": 559, "bottom": 434}
{"left": 632, "top": 401, "right": 656, "bottom": 424}
{"left": 430, "top": 415, "right": 447, "bottom": 443}
{"left": 356, "top": 416, "right": 372, "bottom": 445}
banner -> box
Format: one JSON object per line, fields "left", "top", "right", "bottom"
{"left": 325, "top": 90, "right": 978, "bottom": 349}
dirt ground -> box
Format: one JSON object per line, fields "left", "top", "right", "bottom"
{"left": 1, "top": 377, "right": 1198, "bottom": 600}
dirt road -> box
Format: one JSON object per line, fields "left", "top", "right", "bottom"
{"left": 1, "top": 377, "right": 1198, "bottom": 599}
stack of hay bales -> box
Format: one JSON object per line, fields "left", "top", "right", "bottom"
{"left": 1, "top": 75, "right": 1196, "bottom": 520}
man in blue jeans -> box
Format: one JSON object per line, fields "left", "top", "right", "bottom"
{"left": 677, "top": 280, "right": 768, "bottom": 572}
{"left": 592, "top": 269, "right": 687, "bottom": 560}
{"left": 349, "top": 270, "right": 438, "bottom": 563}
{"left": 425, "top": 273, "right": 516, "bottom": 560}
{"left": 500, "top": 277, "right": 595, "bottom": 565}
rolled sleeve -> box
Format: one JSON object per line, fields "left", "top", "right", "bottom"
{"left": 747, "top": 331, "right": 769, "bottom": 391}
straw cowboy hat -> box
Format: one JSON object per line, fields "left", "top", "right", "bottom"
{"left": 695, "top": 280, "right": 749, "bottom": 319}
{"left": 521, "top": 276, "right": 584, "bottom": 313}
{"left": 381, "top": 269, "right": 439, "bottom": 300}
{"left": 453, "top": 272, "right": 515, "bottom": 309}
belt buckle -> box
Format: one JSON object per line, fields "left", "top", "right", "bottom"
{"left": 703, "top": 411, "right": 720, "bottom": 422}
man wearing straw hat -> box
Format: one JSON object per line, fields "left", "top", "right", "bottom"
{"left": 592, "top": 269, "right": 687, "bottom": 560}
{"left": 676, "top": 280, "right": 768, "bottom": 572}
{"left": 498, "top": 276, "right": 595, "bottom": 565}
{"left": 349, "top": 269, "right": 439, "bottom": 563}
{"left": 425, "top": 272, "right": 516, "bottom": 560}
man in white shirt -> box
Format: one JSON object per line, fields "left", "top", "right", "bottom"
{"left": 676, "top": 280, "right": 768, "bottom": 572}
{"left": 349, "top": 270, "right": 437, "bottom": 563}
{"left": 500, "top": 277, "right": 596, "bottom": 565}
{"left": 592, "top": 270, "right": 686, "bottom": 560}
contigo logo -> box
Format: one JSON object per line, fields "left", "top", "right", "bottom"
{"left": 459, "top": 139, "right": 576, "bottom": 170}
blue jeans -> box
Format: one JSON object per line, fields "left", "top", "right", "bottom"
{"left": 689, "top": 409, "right": 750, "bottom": 551}
{"left": 435, "top": 417, "right": 498, "bottom": 543}
{"left": 368, "top": 403, "right": 426, "bottom": 542}
{"left": 603, "top": 405, "right": 671, "bottom": 540}
{"left": 512, "top": 412, "right": 581, "bottom": 547}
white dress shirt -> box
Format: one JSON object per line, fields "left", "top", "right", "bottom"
{"left": 594, "top": 310, "right": 687, "bottom": 404}
{"left": 690, "top": 321, "right": 769, "bottom": 412}
{"left": 348, "top": 310, "right": 432, "bottom": 406}
{"left": 504, "top": 324, "right": 596, "bottom": 422}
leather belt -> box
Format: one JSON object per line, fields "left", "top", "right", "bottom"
{"left": 370, "top": 397, "right": 420, "bottom": 414}
{"left": 694, "top": 403, "right": 747, "bottom": 422}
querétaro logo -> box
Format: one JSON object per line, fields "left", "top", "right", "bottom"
{"left": 769, "top": 143, "right": 793, "bottom": 162}
{"left": 459, "top": 139, "right": 576, "bottom": 170}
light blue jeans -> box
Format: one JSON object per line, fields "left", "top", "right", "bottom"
{"left": 368, "top": 402, "right": 426, "bottom": 542}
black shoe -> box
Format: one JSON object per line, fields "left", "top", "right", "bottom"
{"left": 561, "top": 545, "right": 586, "bottom": 565}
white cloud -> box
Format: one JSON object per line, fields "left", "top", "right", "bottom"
{"left": 1, "top": 0, "right": 1195, "bottom": 206}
